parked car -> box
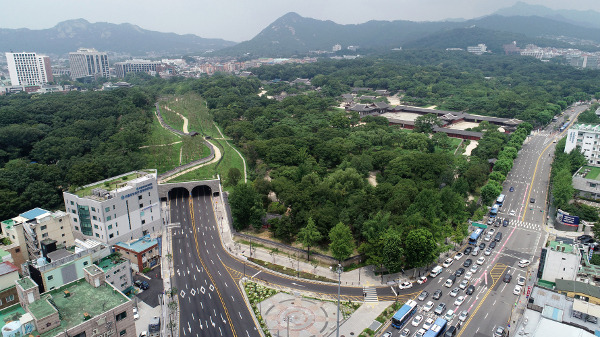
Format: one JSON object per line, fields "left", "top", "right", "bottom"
{"left": 530, "top": 198, "right": 535, "bottom": 203}
{"left": 465, "top": 285, "right": 475, "bottom": 295}
{"left": 493, "top": 326, "right": 507, "bottom": 337}
{"left": 423, "top": 317, "right": 435, "bottom": 330}
{"left": 517, "top": 275, "right": 526, "bottom": 286}
{"left": 418, "top": 291, "right": 429, "bottom": 301}
{"left": 444, "top": 309, "right": 455, "bottom": 321}
{"left": 477, "top": 257, "right": 485, "bottom": 265}
{"left": 479, "top": 242, "right": 486, "bottom": 250}
{"left": 443, "top": 258, "right": 454, "bottom": 268}
{"left": 469, "top": 264, "right": 479, "bottom": 273}
{"left": 578, "top": 234, "right": 593, "bottom": 241}
{"left": 518, "top": 260, "right": 531, "bottom": 268}
{"left": 472, "top": 247, "right": 480, "bottom": 256}
{"left": 454, "top": 252, "right": 464, "bottom": 260}
{"left": 513, "top": 285, "right": 522, "bottom": 295}
{"left": 423, "top": 301, "right": 434, "bottom": 312}
{"left": 484, "top": 234, "right": 492, "bottom": 242}
{"left": 459, "top": 279, "right": 469, "bottom": 290}
{"left": 400, "top": 328, "right": 411, "bottom": 337}
{"left": 502, "top": 219, "right": 509, "bottom": 227}
{"left": 417, "top": 276, "right": 428, "bottom": 284}
{"left": 382, "top": 332, "right": 392, "bottom": 337}
{"left": 484, "top": 248, "right": 492, "bottom": 256}
{"left": 454, "top": 296, "right": 465, "bottom": 307}
{"left": 509, "top": 186, "right": 514, "bottom": 192}
{"left": 464, "top": 271, "right": 473, "bottom": 281}
{"left": 489, "top": 241, "right": 497, "bottom": 249}
{"left": 464, "top": 246, "right": 473, "bottom": 255}
{"left": 433, "top": 289, "right": 443, "bottom": 300}
{"left": 133, "top": 307, "right": 140, "bottom": 320}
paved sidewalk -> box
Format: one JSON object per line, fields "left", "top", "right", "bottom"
{"left": 337, "top": 301, "right": 392, "bottom": 337}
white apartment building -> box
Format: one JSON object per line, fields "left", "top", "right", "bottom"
{"left": 467, "top": 44, "right": 488, "bottom": 55}
{"left": 62, "top": 170, "right": 161, "bottom": 245}
{"left": 5, "top": 52, "right": 53, "bottom": 86}
{"left": 68, "top": 48, "right": 110, "bottom": 80}
{"left": 565, "top": 124, "right": 600, "bottom": 165}
{"left": 114, "top": 59, "right": 162, "bottom": 78}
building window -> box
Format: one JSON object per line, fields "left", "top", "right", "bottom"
{"left": 91, "top": 207, "right": 96, "bottom": 212}
{"left": 105, "top": 207, "right": 110, "bottom": 212}
{"left": 108, "top": 225, "right": 113, "bottom": 230}
{"left": 47, "top": 275, "right": 53, "bottom": 280}
{"left": 5, "top": 295, "right": 13, "bottom": 302}
{"left": 46, "top": 322, "right": 52, "bottom": 328}
{"left": 75, "top": 226, "right": 79, "bottom": 231}
{"left": 109, "top": 234, "right": 114, "bottom": 238}
{"left": 42, "top": 233, "right": 48, "bottom": 238}
{"left": 94, "top": 225, "right": 99, "bottom": 229}
{"left": 70, "top": 201, "right": 74, "bottom": 205}
{"left": 15, "top": 248, "right": 19, "bottom": 253}
{"left": 73, "top": 332, "right": 86, "bottom": 337}
{"left": 141, "top": 220, "right": 145, "bottom": 225}
{"left": 139, "top": 204, "right": 143, "bottom": 208}
{"left": 106, "top": 216, "right": 111, "bottom": 221}
{"left": 92, "top": 216, "right": 97, "bottom": 220}
{"left": 60, "top": 226, "right": 63, "bottom": 229}
{"left": 138, "top": 195, "right": 142, "bottom": 200}
{"left": 72, "top": 210, "right": 76, "bottom": 214}
{"left": 62, "top": 234, "right": 65, "bottom": 237}
{"left": 119, "top": 330, "right": 126, "bottom": 336}
{"left": 83, "top": 261, "right": 88, "bottom": 266}
{"left": 74, "top": 218, "right": 78, "bottom": 222}
{"left": 116, "top": 311, "right": 127, "bottom": 321}
{"left": 95, "top": 233, "right": 100, "bottom": 238}
{"left": 40, "top": 225, "right": 47, "bottom": 231}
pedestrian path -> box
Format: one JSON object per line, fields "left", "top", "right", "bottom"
{"left": 363, "top": 286, "right": 378, "bottom": 303}
{"left": 510, "top": 220, "right": 540, "bottom": 231}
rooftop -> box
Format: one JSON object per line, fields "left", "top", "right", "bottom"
{"left": 0, "top": 304, "right": 26, "bottom": 326}
{"left": 34, "top": 278, "right": 129, "bottom": 337}
{"left": 95, "top": 255, "right": 126, "bottom": 272}
{"left": 17, "top": 277, "right": 36, "bottom": 290}
{"left": 555, "top": 279, "right": 600, "bottom": 299}
{"left": 572, "top": 124, "right": 600, "bottom": 133}
{"left": 548, "top": 240, "right": 575, "bottom": 253}
{"left": 19, "top": 208, "right": 50, "bottom": 220}
{"left": 0, "top": 262, "right": 18, "bottom": 276}
{"left": 114, "top": 235, "right": 157, "bottom": 253}
{"left": 72, "top": 171, "right": 144, "bottom": 197}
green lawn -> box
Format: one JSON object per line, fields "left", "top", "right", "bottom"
{"left": 142, "top": 142, "right": 182, "bottom": 175}
{"left": 158, "top": 100, "right": 185, "bottom": 131}
{"left": 146, "top": 115, "right": 181, "bottom": 146}
{"left": 584, "top": 166, "right": 600, "bottom": 180}
{"left": 74, "top": 172, "right": 142, "bottom": 196}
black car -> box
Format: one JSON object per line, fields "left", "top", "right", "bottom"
{"left": 433, "top": 289, "right": 443, "bottom": 300}
{"left": 503, "top": 273, "right": 512, "bottom": 283}
{"left": 134, "top": 280, "right": 149, "bottom": 290}
{"left": 495, "top": 219, "right": 501, "bottom": 227}
{"left": 463, "top": 259, "right": 473, "bottom": 268}
{"left": 502, "top": 219, "right": 509, "bottom": 227}
{"left": 464, "top": 246, "right": 473, "bottom": 255}
{"left": 509, "top": 187, "right": 514, "bottom": 192}
{"left": 418, "top": 290, "right": 429, "bottom": 301}
{"left": 455, "top": 267, "right": 465, "bottom": 277}
{"left": 581, "top": 237, "right": 596, "bottom": 244}
{"left": 489, "top": 241, "right": 497, "bottom": 249}
{"left": 530, "top": 198, "right": 535, "bottom": 203}
{"left": 465, "top": 285, "right": 475, "bottom": 295}
{"left": 479, "top": 242, "right": 486, "bottom": 250}
{"left": 578, "top": 235, "right": 593, "bottom": 241}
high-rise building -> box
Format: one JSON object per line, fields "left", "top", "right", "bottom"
{"left": 69, "top": 48, "right": 110, "bottom": 80}
{"left": 5, "top": 52, "right": 53, "bottom": 86}
{"left": 62, "top": 170, "right": 161, "bottom": 245}
{"left": 565, "top": 124, "right": 600, "bottom": 165}
{"left": 114, "top": 59, "right": 162, "bottom": 77}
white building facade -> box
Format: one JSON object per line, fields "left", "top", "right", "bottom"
{"left": 68, "top": 48, "right": 110, "bottom": 80}
{"left": 5, "top": 52, "right": 53, "bottom": 86}
{"left": 565, "top": 124, "right": 600, "bottom": 165}
{"left": 62, "top": 171, "right": 162, "bottom": 245}
{"left": 114, "top": 59, "right": 162, "bottom": 78}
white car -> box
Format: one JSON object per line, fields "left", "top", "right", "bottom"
{"left": 454, "top": 296, "right": 465, "bottom": 307}
{"left": 415, "top": 328, "right": 427, "bottom": 337}
{"left": 399, "top": 282, "right": 413, "bottom": 290}
{"left": 509, "top": 210, "right": 516, "bottom": 216}
{"left": 484, "top": 234, "right": 491, "bottom": 242}
{"left": 477, "top": 257, "right": 485, "bottom": 265}
{"left": 459, "top": 279, "right": 469, "bottom": 290}
{"left": 454, "top": 252, "right": 464, "bottom": 260}
{"left": 464, "top": 271, "right": 473, "bottom": 281}
{"left": 423, "top": 301, "right": 434, "bottom": 312}
{"left": 411, "top": 314, "right": 423, "bottom": 327}
{"left": 517, "top": 275, "right": 526, "bottom": 286}
{"left": 518, "top": 260, "right": 531, "bottom": 268}
{"left": 458, "top": 310, "right": 469, "bottom": 322}
{"left": 133, "top": 307, "right": 140, "bottom": 320}
{"left": 423, "top": 317, "right": 434, "bottom": 330}
{"left": 442, "top": 258, "right": 454, "bottom": 268}
{"left": 484, "top": 248, "right": 492, "bottom": 256}
{"left": 444, "top": 309, "right": 455, "bottom": 321}
{"left": 400, "top": 329, "right": 411, "bottom": 337}
{"left": 488, "top": 228, "right": 496, "bottom": 235}
{"left": 470, "top": 264, "right": 479, "bottom": 273}
{"left": 417, "top": 276, "right": 428, "bottom": 284}
{"left": 450, "top": 287, "right": 460, "bottom": 297}
{"left": 513, "top": 285, "right": 522, "bottom": 295}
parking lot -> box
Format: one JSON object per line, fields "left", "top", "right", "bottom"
{"left": 133, "top": 271, "right": 164, "bottom": 308}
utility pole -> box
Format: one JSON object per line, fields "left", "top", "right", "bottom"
{"left": 336, "top": 264, "right": 342, "bottom": 337}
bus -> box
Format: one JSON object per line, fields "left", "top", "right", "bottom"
{"left": 496, "top": 194, "right": 505, "bottom": 207}
{"left": 391, "top": 300, "right": 418, "bottom": 329}
{"left": 423, "top": 318, "right": 448, "bottom": 337}
{"left": 490, "top": 204, "right": 499, "bottom": 217}
{"left": 468, "top": 228, "right": 483, "bottom": 245}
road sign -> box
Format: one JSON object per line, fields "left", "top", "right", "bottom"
{"left": 526, "top": 286, "right": 532, "bottom": 297}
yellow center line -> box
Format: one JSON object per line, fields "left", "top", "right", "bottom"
{"left": 457, "top": 263, "right": 508, "bottom": 337}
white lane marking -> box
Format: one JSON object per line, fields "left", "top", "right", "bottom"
{"left": 252, "top": 271, "right": 261, "bottom": 278}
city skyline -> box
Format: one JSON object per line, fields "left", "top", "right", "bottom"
{"left": 1, "top": 0, "right": 600, "bottom": 42}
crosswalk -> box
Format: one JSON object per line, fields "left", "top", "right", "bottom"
{"left": 510, "top": 220, "right": 540, "bottom": 231}
{"left": 363, "top": 286, "right": 378, "bottom": 303}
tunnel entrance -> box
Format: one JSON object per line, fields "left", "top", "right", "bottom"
{"left": 191, "top": 185, "right": 212, "bottom": 198}
{"left": 168, "top": 187, "right": 190, "bottom": 200}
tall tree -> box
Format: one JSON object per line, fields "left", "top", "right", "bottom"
{"left": 414, "top": 114, "right": 442, "bottom": 134}
{"left": 404, "top": 228, "right": 437, "bottom": 269}
{"left": 297, "top": 217, "right": 322, "bottom": 260}
{"left": 229, "top": 183, "right": 264, "bottom": 231}
{"left": 329, "top": 222, "right": 355, "bottom": 263}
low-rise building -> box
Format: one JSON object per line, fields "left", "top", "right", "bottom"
{"left": 0, "top": 219, "right": 28, "bottom": 269}
{"left": 537, "top": 240, "right": 581, "bottom": 285}
{"left": 114, "top": 236, "right": 159, "bottom": 272}
{"left": 0, "top": 262, "right": 20, "bottom": 310}
{"left": 95, "top": 253, "right": 133, "bottom": 294}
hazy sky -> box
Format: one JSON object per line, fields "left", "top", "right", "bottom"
{"left": 2, "top": 0, "right": 600, "bottom": 42}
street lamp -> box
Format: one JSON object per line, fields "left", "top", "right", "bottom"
{"left": 336, "top": 263, "right": 342, "bottom": 337}
{"left": 285, "top": 315, "right": 294, "bottom": 337}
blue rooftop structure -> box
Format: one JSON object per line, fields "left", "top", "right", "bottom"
{"left": 114, "top": 235, "right": 157, "bottom": 253}
{"left": 19, "top": 208, "right": 49, "bottom": 220}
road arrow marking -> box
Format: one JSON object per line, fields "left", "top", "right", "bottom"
{"left": 210, "top": 316, "right": 215, "bottom": 327}
{"left": 187, "top": 322, "right": 191, "bottom": 333}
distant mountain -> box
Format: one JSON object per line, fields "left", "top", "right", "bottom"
{"left": 219, "top": 12, "right": 600, "bottom": 57}
{"left": 0, "top": 19, "right": 236, "bottom": 56}
{"left": 494, "top": 1, "right": 600, "bottom": 30}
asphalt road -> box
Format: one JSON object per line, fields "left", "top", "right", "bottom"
{"left": 378, "top": 104, "right": 590, "bottom": 337}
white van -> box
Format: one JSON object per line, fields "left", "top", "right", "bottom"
{"left": 430, "top": 266, "right": 443, "bottom": 278}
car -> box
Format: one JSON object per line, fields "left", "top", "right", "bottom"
{"left": 509, "top": 210, "right": 516, "bottom": 216}
{"left": 487, "top": 217, "right": 494, "bottom": 225}
{"left": 400, "top": 328, "right": 411, "bottom": 337}
{"left": 489, "top": 241, "right": 497, "bottom": 249}
{"left": 477, "top": 256, "right": 485, "bottom": 265}
{"left": 464, "top": 246, "right": 473, "bottom": 255}
{"left": 530, "top": 198, "right": 535, "bottom": 203}
{"left": 493, "top": 326, "right": 507, "bottom": 337}
{"left": 450, "top": 287, "right": 460, "bottom": 297}
{"left": 423, "top": 317, "right": 434, "bottom": 330}
{"left": 502, "top": 219, "right": 509, "bottom": 227}
{"left": 399, "top": 282, "right": 413, "bottom": 290}
{"left": 444, "top": 275, "right": 456, "bottom": 288}
{"left": 382, "top": 333, "right": 392, "bottom": 337}
{"left": 464, "top": 271, "right": 473, "bottom": 281}
{"left": 445, "top": 326, "right": 457, "bottom": 337}
{"left": 433, "top": 289, "right": 443, "bottom": 300}
{"left": 469, "top": 264, "right": 479, "bottom": 273}
{"left": 578, "top": 234, "right": 593, "bottom": 241}
{"left": 411, "top": 314, "right": 423, "bottom": 327}
{"left": 586, "top": 316, "right": 598, "bottom": 324}
{"left": 444, "top": 309, "right": 455, "bottom": 321}
{"left": 133, "top": 307, "right": 140, "bottom": 320}
{"left": 141, "top": 281, "right": 149, "bottom": 290}
{"left": 472, "top": 247, "right": 480, "bottom": 256}
{"left": 465, "top": 285, "right": 475, "bottom": 295}
{"left": 503, "top": 273, "right": 512, "bottom": 283}
{"left": 443, "top": 258, "right": 454, "bottom": 268}
{"left": 434, "top": 303, "right": 447, "bottom": 315}
{"left": 454, "top": 296, "right": 465, "bottom": 306}
{"left": 513, "top": 285, "right": 522, "bottom": 295}
{"left": 455, "top": 268, "right": 465, "bottom": 277}
{"left": 581, "top": 237, "right": 596, "bottom": 244}
{"left": 488, "top": 228, "right": 496, "bottom": 235}
{"left": 494, "top": 219, "right": 501, "bottom": 227}
{"left": 417, "top": 276, "right": 428, "bottom": 284}
{"left": 509, "top": 187, "right": 514, "bottom": 192}
{"left": 454, "top": 252, "right": 464, "bottom": 260}
{"left": 463, "top": 259, "right": 473, "bottom": 268}
{"left": 517, "top": 275, "right": 526, "bottom": 286}
{"left": 479, "top": 242, "right": 486, "bottom": 250}
{"left": 518, "top": 259, "right": 531, "bottom": 268}
{"left": 418, "top": 291, "right": 429, "bottom": 301}
{"left": 423, "top": 301, "right": 434, "bottom": 312}
{"left": 484, "top": 247, "right": 492, "bottom": 256}
{"left": 459, "top": 279, "right": 469, "bottom": 290}
{"left": 494, "top": 232, "right": 503, "bottom": 242}
{"left": 484, "top": 234, "right": 492, "bottom": 242}
{"left": 134, "top": 280, "right": 143, "bottom": 288}
{"left": 139, "top": 332, "right": 147, "bottom": 337}
{"left": 459, "top": 310, "right": 469, "bottom": 322}
{"left": 415, "top": 328, "right": 427, "bottom": 337}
